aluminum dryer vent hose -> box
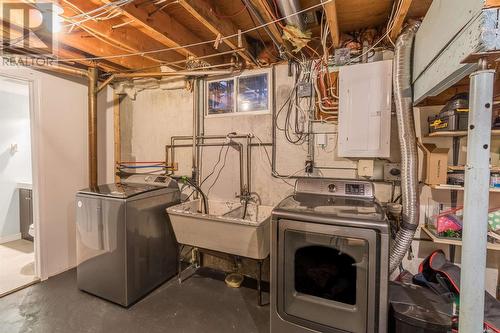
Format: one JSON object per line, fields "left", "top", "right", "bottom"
{"left": 390, "top": 21, "right": 420, "bottom": 274}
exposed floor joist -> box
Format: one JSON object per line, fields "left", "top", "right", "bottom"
{"left": 323, "top": 0, "right": 340, "bottom": 48}
{"left": 177, "top": 0, "right": 257, "bottom": 66}
{"left": 389, "top": 0, "right": 414, "bottom": 41}
{"left": 100, "top": 0, "right": 222, "bottom": 63}
{"left": 61, "top": 0, "right": 186, "bottom": 67}
{"left": 59, "top": 31, "right": 158, "bottom": 70}
{"left": 248, "top": 0, "right": 284, "bottom": 45}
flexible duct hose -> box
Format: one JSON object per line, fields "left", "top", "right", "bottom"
{"left": 389, "top": 21, "right": 420, "bottom": 274}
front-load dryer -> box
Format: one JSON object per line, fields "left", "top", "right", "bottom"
{"left": 271, "top": 178, "right": 389, "bottom": 333}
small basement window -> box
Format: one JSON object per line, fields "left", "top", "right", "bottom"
{"left": 206, "top": 69, "right": 271, "bottom": 117}
{"left": 207, "top": 79, "right": 234, "bottom": 115}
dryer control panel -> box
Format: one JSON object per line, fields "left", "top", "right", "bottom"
{"left": 294, "top": 178, "right": 374, "bottom": 198}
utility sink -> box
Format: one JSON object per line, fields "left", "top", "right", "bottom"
{"left": 166, "top": 199, "right": 273, "bottom": 260}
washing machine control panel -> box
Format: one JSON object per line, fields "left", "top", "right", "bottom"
{"left": 122, "top": 174, "right": 176, "bottom": 187}
{"left": 295, "top": 178, "right": 374, "bottom": 198}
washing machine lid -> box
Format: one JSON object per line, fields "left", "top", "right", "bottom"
{"left": 78, "top": 182, "right": 164, "bottom": 199}
{"left": 274, "top": 194, "right": 386, "bottom": 223}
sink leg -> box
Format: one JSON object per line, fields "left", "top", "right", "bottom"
{"left": 178, "top": 244, "right": 184, "bottom": 284}
{"left": 257, "top": 260, "right": 262, "bottom": 306}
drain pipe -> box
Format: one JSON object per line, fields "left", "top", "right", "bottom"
{"left": 389, "top": 22, "right": 420, "bottom": 274}
{"left": 276, "top": 0, "right": 306, "bottom": 31}
{"left": 88, "top": 67, "right": 99, "bottom": 188}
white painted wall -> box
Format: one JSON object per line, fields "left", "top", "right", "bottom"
{"left": 0, "top": 66, "right": 114, "bottom": 279}
{"left": 0, "top": 77, "right": 31, "bottom": 242}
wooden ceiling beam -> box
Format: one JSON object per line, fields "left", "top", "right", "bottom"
{"left": 389, "top": 0, "right": 414, "bottom": 41}
{"left": 100, "top": 0, "right": 220, "bottom": 62}
{"left": 55, "top": 46, "right": 125, "bottom": 73}
{"left": 323, "top": 0, "right": 340, "bottom": 48}
{"left": 248, "top": 0, "right": 284, "bottom": 45}
{"left": 58, "top": 31, "right": 159, "bottom": 70}
{"left": 177, "top": 0, "right": 256, "bottom": 66}
{"left": 0, "top": 18, "right": 122, "bottom": 72}
{"left": 61, "top": 0, "right": 186, "bottom": 66}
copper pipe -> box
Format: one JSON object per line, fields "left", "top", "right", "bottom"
{"left": 35, "top": 64, "right": 88, "bottom": 78}
{"left": 88, "top": 66, "right": 98, "bottom": 188}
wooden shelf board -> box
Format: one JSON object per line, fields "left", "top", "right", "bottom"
{"left": 426, "top": 129, "right": 500, "bottom": 137}
{"left": 421, "top": 226, "right": 500, "bottom": 251}
{"left": 448, "top": 165, "right": 500, "bottom": 172}
{"left": 428, "top": 184, "right": 500, "bottom": 193}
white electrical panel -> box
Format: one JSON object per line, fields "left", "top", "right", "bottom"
{"left": 338, "top": 60, "right": 392, "bottom": 158}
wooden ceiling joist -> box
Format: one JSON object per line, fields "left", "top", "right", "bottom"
{"left": 248, "top": 0, "right": 284, "bottom": 45}
{"left": 58, "top": 31, "right": 158, "bottom": 70}
{"left": 61, "top": 0, "right": 186, "bottom": 66}
{"left": 177, "top": 0, "right": 256, "bottom": 65}
{"left": 100, "top": 0, "right": 221, "bottom": 62}
{"left": 323, "top": 0, "right": 340, "bottom": 48}
{"left": 55, "top": 46, "right": 126, "bottom": 72}
{"left": 389, "top": 0, "right": 414, "bottom": 41}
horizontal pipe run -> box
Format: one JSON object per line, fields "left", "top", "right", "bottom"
{"left": 37, "top": 64, "right": 89, "bottom": 78}
{"left": 98, "top": 68, "right": 236, "bottom": 92}
{"left": 114, "top": 69, "right": 235, "bottom": 79}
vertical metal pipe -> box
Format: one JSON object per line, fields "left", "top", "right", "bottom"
{"left": 192, "top": 79, "right": 199, "bottom": 184}
{"left": 459, "top": 67, "right": 495, "bottom": 333}
{"left": 198, "top": 79, "right": 205, "bottom": 186}
{"left": 88, "top": 67, "right": 98, "bottom": 188}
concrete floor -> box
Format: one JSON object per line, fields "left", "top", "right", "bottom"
{"left": 0, "top": 268, "right": 270, "bottom": 333}
{"left": 0, "top": 239, "right": 38, "bottom": 297}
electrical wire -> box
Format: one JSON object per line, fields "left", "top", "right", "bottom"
{"left": 207, "top": 145, "right": 231, "bottom": 196}
{"left": 56, "top": 0, "right": 333, "bottom": 63}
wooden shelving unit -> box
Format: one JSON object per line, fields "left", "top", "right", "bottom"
{"left": 421, "top": 226, "right": 500, "bottom": 251}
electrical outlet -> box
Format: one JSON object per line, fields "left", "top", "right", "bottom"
{"left": 384, "top": 163, "right": 401, "bottom": 181}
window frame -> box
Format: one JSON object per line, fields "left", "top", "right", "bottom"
{"left": 205, "top": 68, "right": 272, "bottom": 118}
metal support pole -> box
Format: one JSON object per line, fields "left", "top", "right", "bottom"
{"left": 459, "top": 67, "right": 495, "bottom": 333}
{"left": 88, "top": 67, "right": 99, "bottom": 188}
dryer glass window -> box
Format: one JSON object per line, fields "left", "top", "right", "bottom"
{"left": 281, "top": 229, "right": 370, "bottom": 333}
{"left": 294, "top": 245, "right": 357, "bottom": 305}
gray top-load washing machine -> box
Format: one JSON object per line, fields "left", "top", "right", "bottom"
{"left": 76, "top": 174, "right": 180, "bottom": 307}
{"left": 271, "top": 178, "right": 389, "bottom": 333}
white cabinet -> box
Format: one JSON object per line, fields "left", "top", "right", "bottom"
{"left": 338, "top": 60, "right": 392, "bottom": 158}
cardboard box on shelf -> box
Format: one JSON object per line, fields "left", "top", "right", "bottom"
{"left": 419, "top": 143, "right": 449, "bottom": 185}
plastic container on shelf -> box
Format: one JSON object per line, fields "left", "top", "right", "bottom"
{"left": 425, "top": 199, "right": 463, "bottom": 239}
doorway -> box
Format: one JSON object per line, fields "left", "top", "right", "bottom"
{"left": 0, "top": 75, "right": 39, "bottom": 297}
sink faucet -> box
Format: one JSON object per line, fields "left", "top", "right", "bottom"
{"left": 180, "top": 176, "right": 209, "bottom": 214}
{"left": 236, "top": 186, "right": 257, "bottom": 219}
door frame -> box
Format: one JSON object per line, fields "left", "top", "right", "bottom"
{"left": 0, "top": 73, "right": 43, "bottom": 280}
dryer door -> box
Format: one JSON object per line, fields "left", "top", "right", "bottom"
{"left": 277, "top": 219, "right": 378, "bottom": 333}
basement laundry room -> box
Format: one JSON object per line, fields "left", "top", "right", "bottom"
{"left": 1, "top": 0, "right": 500, "bottom": 332}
